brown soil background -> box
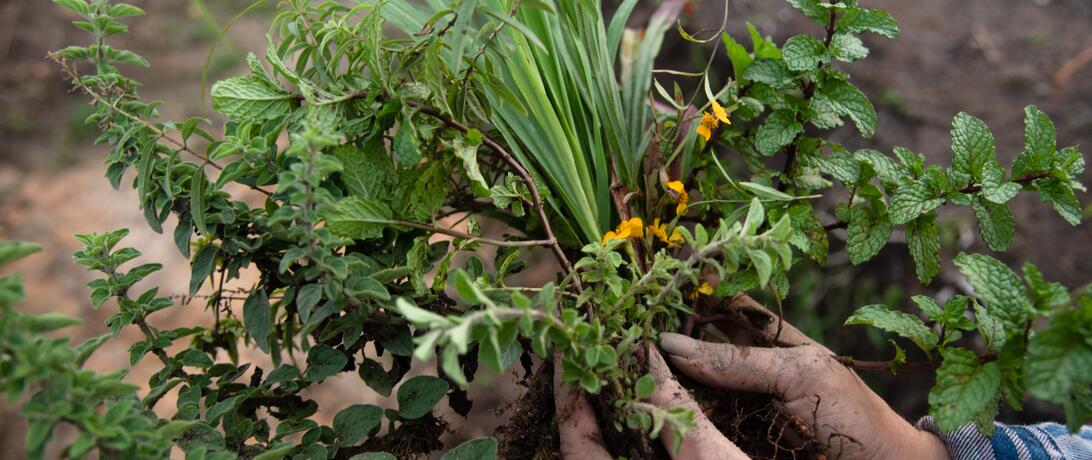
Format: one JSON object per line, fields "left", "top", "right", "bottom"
{"left": 1, "top": 0, "right": 1090, "bottom": 458}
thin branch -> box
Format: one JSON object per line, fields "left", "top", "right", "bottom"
{"left": 837, "top": 352, "right": 997, "bottom": 373}
{"left": 54, "top": 58, "right": 274, "bottom": 197}
{"left": 372, "top": 218, "right": 557, "bottom": 247}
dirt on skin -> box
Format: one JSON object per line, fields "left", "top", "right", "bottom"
{"left": 3, "top": 0, "right": 1092, "bottom": 458}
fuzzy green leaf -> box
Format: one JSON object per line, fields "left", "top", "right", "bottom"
{"left": 813, "top": 80, "right": 876, "bottom": 137}
{"left": 327, "top": 197, "right": 393, "bottom": 241}
{"left": 929, "top": 348, "right": 1001, "bottom": 432}
{"left": 889, "top": 181, "right": 943, "bottom": 225}
{"left": 306, "top": 345, "right": 348, "bottom": 382}
{"left": 782, "top": 35, "right": 827, "bottom": 71}
{"left": 211, "top": 76, "right": 296, "bottom": 121}
{"left": 1033, "top": 179, "right": 1082, "bottom": 226}
{"left": 954, "top": 253, "right": 1030, "bottom": 346}
{"left": 1014, "top": 105, "right": 1056, "bottom": 177}
{"left": 907, "top": 213, "right": 941, "bottom": 284}
{"left": 829, "top": 33, "right": 868, "bottom": 62}
{"left": 846, "top": 208, "right": 892, "bottom": 264}
{"left": 838, "top": 8, "right": 900, "bottom": 38}
{"left": 845, "top": 304, "right": 937, "bottom": 353}
{"left": 755, "top": 110, "right": 803, "bottom": 156}
{"left": 743, "top": 59, "right": 795, "bottom": 89}
{"left": 951, "top": 113, "right": 1001, "bottom": 185}
{"left": 440, "top": 437, "right": 498, "bottom": 460}
{"left": 971, "top": 195, "right": 1015, "bottom": 252}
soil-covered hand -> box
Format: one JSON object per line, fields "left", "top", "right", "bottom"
{"left": 659, "top": 325, "right": 951, "bottom": 460}
{"left": 554, "top": 351, "right": 750, "bottom": 460}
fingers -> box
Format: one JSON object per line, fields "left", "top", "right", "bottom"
{"left": 553, "top": 352, "right": 611, "bottom": 460}
{"left": 646, "top": 348, "right": 750, "bottom": 460}
{"left": 724, "top": 294, "right": 826, "bottom": 351}
{"left": 660, "top": 332, "right": 824, "bottom": 398}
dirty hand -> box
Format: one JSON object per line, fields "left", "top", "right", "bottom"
{"left": 553, "top": 350, "right": 750, "bottom": 460}
{"left": 659, "top": 323, "right": 950, "bottom": 460}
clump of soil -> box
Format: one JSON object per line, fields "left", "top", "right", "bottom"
{"left": 496, "top": 361, "right": 560, "bottom": 459}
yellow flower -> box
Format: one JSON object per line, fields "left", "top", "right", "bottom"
{"left": 711, "top": 100, "right": 731, "bottom": 125}
{"left": 688, "top": 281, "right": 715, "bottom": 300}
{"left": 695, "top": 101, "right": 731, "bottom": 142}
{"left": 696, "top": 112, "right": 717, "bottom": 141}
{"left": 648, "top": 218, "right": 684, "bottom": 247}
{"left": 666, "top": 180, "right": 689, "bottom": 216}
{"left": 602, "top": 217, "right": 644, "bottom": 245}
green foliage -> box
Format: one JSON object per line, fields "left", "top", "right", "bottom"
{"left": 17, "top": 0, "right": 1091, "bottom": 457}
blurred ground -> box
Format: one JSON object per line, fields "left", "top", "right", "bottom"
{"left": 1, "top": 0, "right": 1091, "bottom": 457}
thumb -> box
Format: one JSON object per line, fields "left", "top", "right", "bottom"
{"left": 659, "top": 332, "right": 818, "bottom": 398}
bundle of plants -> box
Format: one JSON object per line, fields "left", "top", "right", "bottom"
{"left": 1, "top": 0, "right": 1089, "bottom": 458}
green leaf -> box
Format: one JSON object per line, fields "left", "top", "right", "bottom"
{"left": 0, "top": 241, "right": 41, "bottom": 267}
{"left": 243, "top": 290, "right": 272, "bottom": 353}
{"left": 333, "top": 141, "right": 390, "bottom": 199}
{"left": 635, "top": 374, "right": 656, "bottom": 400}
{"left": 358, "top": 358, "right": 393, "bottom": 397}
{"left": 392, "top": 122, "right": 421, "bottom": 166}
{"left": 981, "top": 182, "right": 1021, "bottom": 204}
{"left": 971, "top": 195, "right": 1015, "bottom": 252}
{"left": 327, "top": 197, "right": 394, "bottom": 241}
{"left": 907, "top": 213, "right": 941, "bottom": 284}
{"left": 829, "top": 33, "right": 868, "bottom": 62}
{"left": 333, "top": 404, "right": 383, "bottom": 446}
{"left": 211, "top": 76, "right": 296, "bottom": 120}
{"left": 951, "top": 112, "right": 1001, "bottom": 185}
{"left": 785, "top": 0, "right": 828, "bottom": 24}
{"left": 782, "top": 35, "right": 827, "bottom": 71}
{"left": 889, "top": 181, "right": 943, "bottom": 225}
{"left": 755, "top": 110, "right": 803, "bottom": 156}
{"left": 54, "top": 0, "right": 90, "bottom": 16}
{"left": 1014, "top": 105, "right": 1056, "bottom": 177}
{"left": 813, "top": 79, "right": 876, "bottom": 137}
{"left": 838, "top": 8, "right": 900, "bottom": 38}
{"left": 189, "top": 245, "right": 218, "bottom": 295}
{"left": 846, "top": 208, "right": 892, "bottom": 264}
{"left": 454, "top": 138, "right": 489, "bottom": 192}
{"left": 1025, "top": 308, "right": 1092, "bottom": 404}
{"left": 393, "top": 297, "right": 449, "bottom": 327}
{"left": 953, "top": 253, "right": 1030, "bottom": 346}
{"left": 397, "top": 376, "right": 449, "bottom": 419}
{"left": 742, "top": 59, "right": 795, "bottom": 89}
{"left": 845, "top": 304, "right": 937, "bottom": 353}
{"left": 929, "top": 348, "right": 1001, "bottom": 432}
{"left": 191, "top": 169, "right": 208, "bottom": 235}
{"left": 1033, "top": 179, "right": 1082, "bottom": 226}
{"left": 722, "top": 33, "right": 753, "bottom": 83}
{"left": 306, "top": 345, "right": 348, "bottom": 382}
{"left": 440, "top": 437, "right": 498, "bottom": 460}
{"left": 252, "top": 442, "right": 296, "bottom": 460}
{"left": 295, "top": 284, "right": 322, "bottom": 322}
{"left": 109, "top": 3, "right": 145, "bottom": 18}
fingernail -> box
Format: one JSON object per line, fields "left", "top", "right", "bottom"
{"left": 659, "top": 333, "right": 698, "bottom": 358}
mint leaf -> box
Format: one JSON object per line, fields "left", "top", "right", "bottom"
{"left": 722, "top": 33, "right": 754, "bottom": 83}
{"left": 953, "top": 253, "right": 1030, "bottom": 346}
{"left": 782, "top": 35, "right": 827, "bottom": 71}
{"left": 829, "top": 33, "right": 868, "bottom": 62}
{"left": 743, "top": 59, "right": 795, "bottom": 89}
{"left": 981, "top": 182, "right": 1021, "bottom": 205}
{"left": 846, "top": 208, "right": 892, "bottom": 264}
{"left": 211, "top": 76, "right": 296, "bottom": 120}
{"left": 785, "top": 0, "right": 827, "bottom": 24}
{"left": 1025, "top": 308, "right": 1092, "bottom": 404}
{"left": 1022, "top": 263, "right": 1070, "bottom": 312}
{"left": 1033, "top": 179, "right": 1082, "bottom": 226}
{"left": 333, "top": 140, "right": 390, "bottom": 199}
{"left": 845, "top": 304, "right": 937, "bottom": 353}
{"left": 838, "top": 8, "right": 900, "bottom": 38}
{"left": 755, "top": 110, "right": 803, "bottom": 156}
{"left": 327, "top": 197, "right": 393, "bottom": 240}
{"left": 929, "top": 348, "right": 1001, "bottom": 432}
{"left": 907, "top": 213, "right": 941, "bottom": 284}
{"left": 1013, "top": 105, "right": 1056, "bottom": 177}
{"left": 813, "top": 79, "right": 876, "bottom": 137}
{"left": 971, "top": 195, "right": 1015, "bottom": 252}
{"left": 889, "top": 180, "right": 943, "bottom": 224}
{"left": 950, "top": 112, "right": 1002, "bottom": 186}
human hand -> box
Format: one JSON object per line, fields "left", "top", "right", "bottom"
{"left": 553, "top": 350, "right": 750, "bottom": 460}
{"left": 659, "top": 303, "right": 950, "bottom": 460}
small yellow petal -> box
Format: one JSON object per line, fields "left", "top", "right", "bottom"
{"left": 668, "top": 228, "right": 684, "bottom": 247}
{"left": 601, "top": 231, "right": 619, "bottom": 245}
{"left": 711, "top": 100, "right": 731, "bottom": 125}
{"left": 696, "top": 123, "right": 711, "bottom": 141}
{"left": 666, "top": 181, "right": 686, "bottom": 196}
{"left": 697, "top": 281, "right": 714, "bottom": 295}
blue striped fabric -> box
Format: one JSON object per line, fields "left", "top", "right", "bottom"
{"left": 917, "top": 417, "right": 1092, "bottom": 459}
